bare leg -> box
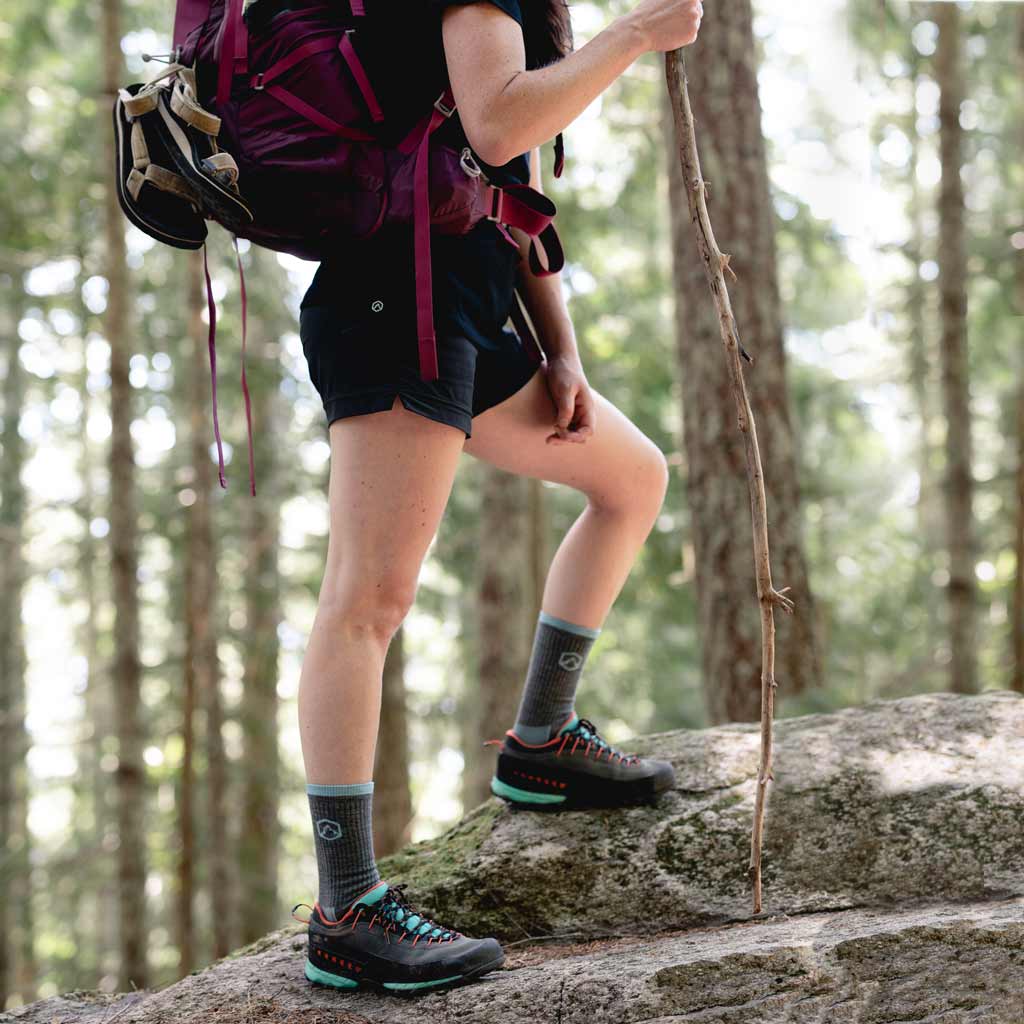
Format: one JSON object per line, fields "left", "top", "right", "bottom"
{"left": 463, "top": 366, "right": 670, "bottom": 631}
{"left": 298, "top": 397, "right": 466, "bottom": 785}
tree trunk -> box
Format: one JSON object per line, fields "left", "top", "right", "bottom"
{"left": 934, "top": 0, "right": 977, "bottom": 695}
{"left": 660, "top": 0, "right": 821, "bottom": 724}
{"left": 0, "top": 284, "right": 32, "bottom": 1007}
{"left": 1011, "top": 7, "right": 1024, "bottom": 696}
{"left": 237, "top": 344, "right": 282, "bottom": 946}
{"left": 373, "top": 625, "right": 413, "bottom": 856}
{"left": 176, "top": 252, "right": 216, "bottom": 976}
{"left": 526, "top": 479, "right": 547, "bottom": 628}
{"left": 464, "top": 466, "right": 531, "bottom": 807}
{"left": 102, "top": 0, "right": 148, "bottom": 988}
{"left": 72, "top": 281, "right": 115, "bottom": 990}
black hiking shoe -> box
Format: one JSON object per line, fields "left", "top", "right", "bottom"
{"left": 295, "top": 880, "right": 504, "bottom": 996}
{"left": 486, "top": 711, "right": 675, "bottom": 811}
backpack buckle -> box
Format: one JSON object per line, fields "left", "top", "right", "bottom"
{"left": 433, "top": 93, "right": 455, "bottom": 118}
{"left": 459, "top": 147, "right": 482, "bottom": 179}
{"left": 252, "top": 72, "right": 265, "bottom": 91}
{"left": 486, "top": 186, "right": 504, "bottom": 222}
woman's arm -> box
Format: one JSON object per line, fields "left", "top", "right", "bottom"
{"left": 510, "top": 146, "right": 577, "bottom": 363}
{"left": 508, "top": 146, "right": 594, "bottom": 444}
{"left": 442, "top": 0, "right": 702, "bottom": 167}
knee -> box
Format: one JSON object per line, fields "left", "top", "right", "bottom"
{"left": 593, "top": 441, "right": 670, "bottom": 519}
{"left": 316, "top": 576, "right": 416, "bottom": 646}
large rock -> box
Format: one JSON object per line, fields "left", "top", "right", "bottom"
{"left": 9, "top": 692, "right": 1024, "bottom": 1023}
{"left": 9, "top": 897, "right": 1024, "bottom": 1022}
{"left": 376, "top": 690, "right": 1024, "bottom": 940}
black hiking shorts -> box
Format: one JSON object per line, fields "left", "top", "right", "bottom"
{"left": 299, "top": 300, "right": 542, "bottom": 439}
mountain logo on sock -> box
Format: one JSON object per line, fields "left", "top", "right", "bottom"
{"left": 558, "top": 651, "right": 584, "bottom": 671}
{"left": 315, "top": 818, "right": 344, "bottom": 841}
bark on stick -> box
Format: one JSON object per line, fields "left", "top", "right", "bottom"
{"left": 663, "top": 49, "right": 794, "bottom": 914}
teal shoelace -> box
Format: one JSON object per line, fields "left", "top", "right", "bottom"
{"left": 559, "top": 717, "right": 640, "bottom": 765}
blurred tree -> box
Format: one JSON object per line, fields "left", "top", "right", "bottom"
{"left": 1012, "top": 6, "right": 1024, "bottom": 695}
{"left": 934, "top": 0, "right": 977, "bottom": 694}
{"left": 1, "top": 275, "right": 34, "bottom": 1007}
{"left": 373, "top": 625, "right": 414, "bottom": 855}
{"left": 237, "top": 280, "right": 283, "bottom": 945}
{"left": 101, "top": 0, "right": 149, "bottom": 988}
{"left": 661, "top": 1, "right": 821, "bottom": 724}
{"left": 464, "top": 467, "right": 531, "bottom": 807}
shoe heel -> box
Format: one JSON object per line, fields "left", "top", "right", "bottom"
{"left": 491, "top": 775, "right": 566, "bottom": 805}
{"left": 305, "top": 957, "right": 359, "bottom": 989}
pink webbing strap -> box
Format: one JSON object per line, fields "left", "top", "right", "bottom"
{"left": 411, "top": 96, "right": 454, "bottom": 382}
{"left": 350, "top": 0, "right": 365, "bottom": 13}
{"left": 528, "top": 222, "right": 564, "bottom": 278}
{"left": 216, "top": 0, "right": 245, "bottom": 106}
{"left": 264, "top": 84, "right": 377, "bottom": 139}
{"left": 339, "top": 31, "right": 384, "bottom": 122}
{"left": 233, "top": 237, "right": 256, "bottom": 496}
{"left": 202, "top": 242, "right": 228, "bottom": 489}
{"left": 485, "top": 183, "right": 555, "bottom": 236}
{"left": 251, "top": 36, "right": 339, "bottom": 89}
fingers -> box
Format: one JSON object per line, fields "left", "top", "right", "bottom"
{"left": 545, "top": 386, "right": 596, "bottom": 445}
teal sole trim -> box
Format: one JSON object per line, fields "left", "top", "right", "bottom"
{"left": 491, "top": 776, "right": 566, "bottom": 804}
{"left": 305, "top": 958, "right": 359, "bottom": 989}
{"left": 382, "top": 974, "right": 464, "bottom": 990}
{"left": 306, "top": 957, "right": 464, "bottom": 992}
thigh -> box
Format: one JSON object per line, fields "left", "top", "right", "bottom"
{"left": 322, "top": 395, "right": 466, "bottom": 606}
{"left": 463, "top": 362, "right": 667, "bottom": 508}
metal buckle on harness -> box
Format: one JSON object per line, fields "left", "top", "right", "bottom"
{"left": 252, "top": 72, "right": 265, "bottom": 91}
{"left": 459, "top": 147, "right": 482, "bottom": 179}
{"left": 486, "top": 187, "right": 503, "bottom": 223}
{"left": 433, "top": 93, "right": 455, "bottom": 118}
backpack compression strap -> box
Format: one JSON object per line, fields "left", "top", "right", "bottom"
{"left": 397, "top": 91, "right": 565, "bottom": 383}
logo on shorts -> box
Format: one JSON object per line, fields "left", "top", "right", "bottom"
{"left": 370, "top": 299, "right": 384, "bottom": 312}
{"left": 316, "top": 818, "right": 344, "bottom": 841}
{"left": 558, "top": 651, "right": 584, "bottom": 672}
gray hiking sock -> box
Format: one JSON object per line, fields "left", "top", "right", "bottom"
{"left": 512, "top": 611, "right": 600, "bottom": 743}
{"left": 306, "top": 781, "right": 381, "bottom": 920}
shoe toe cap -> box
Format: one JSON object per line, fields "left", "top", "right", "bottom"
{"left": 652, "top": 759, "right": 676, "bottom": 792}
{"left": 461, "top": 935, "right": 504, "bottom": 972}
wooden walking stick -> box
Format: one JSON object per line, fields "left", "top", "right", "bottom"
{"left": 663, "top": 49, "right": 795, "bottom": 914}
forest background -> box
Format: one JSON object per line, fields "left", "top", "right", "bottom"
{"left": 1, "top": 0, "right": 1022, "bottom": 1009}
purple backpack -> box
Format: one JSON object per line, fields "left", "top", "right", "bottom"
{"left": 114, "top": 0, "right": 565, "bottom": 494}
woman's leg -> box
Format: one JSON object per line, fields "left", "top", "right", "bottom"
{"left": 464, "top": 368, "right": 670, "bottom": 632}
{"left": 299, "top": 396, "right": 466, "bottom": 784}
{"left": 464, "top": 367, "right": 669, "bottom": 741}
{"left": 297, "top": 396, "right": 465, "bottom": 917}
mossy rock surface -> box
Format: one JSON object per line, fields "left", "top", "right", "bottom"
{"left": 378, "top": 691, "right": 1024, "bottom": 941}
{"left": 11, "top": 693, "right": 1024, "bottom": 1024}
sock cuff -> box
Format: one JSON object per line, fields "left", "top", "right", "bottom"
{"left": 538, "top": 610, "right": 601, "bottom": 640}
{"left": 306, "top": 781, "right": 374, "bottom": 796}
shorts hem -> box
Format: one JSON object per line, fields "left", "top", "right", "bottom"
{"left": 323, "top": 391, "right": 473, "bottom": 440}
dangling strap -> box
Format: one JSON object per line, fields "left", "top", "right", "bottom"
{"left": 410, "top": 89, "right": 457, "bottom": 382}
{"left": 233, "top": 236, "right": 256, "bottom": 496}
{"left": 202, "top": 242, "right": 228, "bottom": 489}
{"left": 553, "top": 132, "right": 564, "bottom": 178}
{"left": 509, "top": 284, "right": 544, "bottom": 366}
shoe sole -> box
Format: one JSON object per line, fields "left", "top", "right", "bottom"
{"left": 304, "top": 951, "right": 505, "bottom": 997}
{"left": 152, "top": 91, "right": 254, "bottom": 228}
{"left": 490, "top": 774, "right": 669, "bottom": 812}
{"left": 113, "top": 91, "right": 207, "bottom": 250}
